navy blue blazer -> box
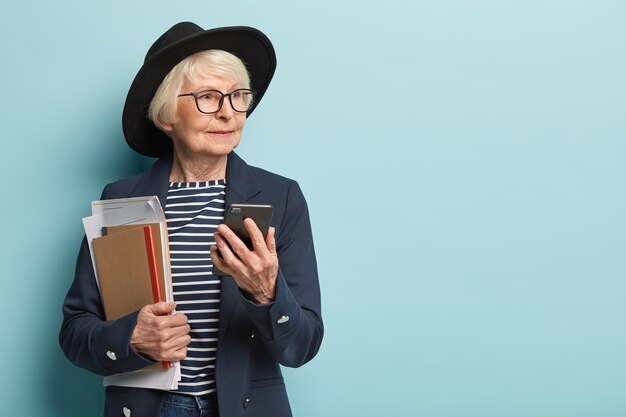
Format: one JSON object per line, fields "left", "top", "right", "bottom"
{"left": 60, "top": 151, "right": 323, "bottom": 417}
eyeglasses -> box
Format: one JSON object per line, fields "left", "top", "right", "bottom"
{"left": 177, "top": 89, "right": 255, "bottom": 114}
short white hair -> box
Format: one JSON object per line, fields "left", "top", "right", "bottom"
{"left": 148, "top": 50, "right": 251, "bottom": 127}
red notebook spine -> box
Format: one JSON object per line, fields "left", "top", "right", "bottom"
{"left": 143, "top": 226, "right": 172, "bottom": 369}
{"left": 143, "top": 226, "right": 162, "bottom": 304}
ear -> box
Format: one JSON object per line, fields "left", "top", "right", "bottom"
{"left": 156, "top": 116, "right": 173, "bottom": 133}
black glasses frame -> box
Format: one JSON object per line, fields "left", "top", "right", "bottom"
{"left": 177, "top": 88, "right": 256, "bottom": 114}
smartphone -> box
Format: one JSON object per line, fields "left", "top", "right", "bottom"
{"left": 212, "top": 204, "right": 274, "bottom": 275}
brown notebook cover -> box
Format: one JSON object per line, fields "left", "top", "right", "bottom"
{"left": 105, "top": 223, "right": 167, "bottom": 306}
{"left": 92, "top": 223, "right": 171, "bottom": 370}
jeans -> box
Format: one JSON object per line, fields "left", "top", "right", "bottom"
{"left": 159, "top": 392, "right": 219, "bottom": 417}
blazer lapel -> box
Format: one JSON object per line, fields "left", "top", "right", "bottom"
{"left": 219, "top": 151, "right": 262, "bottom": 342}
{"left": 223, "top": 151, "right": 261, "bottom": 207}
{"left": 127, "top": 154, "right": 173, "bottom": 211}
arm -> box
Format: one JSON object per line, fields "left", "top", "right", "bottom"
{"left": 59, "top": 185, "right": 190, "bottom": 375}
{"left": 59, "top": 235, "right": 156, "bottom": 375}
{"left": 213, "top": 181, "right": 323, "bottom": 367}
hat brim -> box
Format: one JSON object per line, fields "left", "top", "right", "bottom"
{"left": 123, "top": 26, "right": 276, "bottom": 157}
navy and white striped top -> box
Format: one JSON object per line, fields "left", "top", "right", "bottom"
{"left": 165, "top": 179, "right": 226, "bottom": 396}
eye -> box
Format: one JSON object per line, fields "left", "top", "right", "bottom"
{"left": 233, "top": 90, "right": 253, "bottom": 103}
{"left": 197, "top": 90, "right": 221, "bottom": 101}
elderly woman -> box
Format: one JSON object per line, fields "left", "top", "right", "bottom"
{"left": 60, "top": 22, "right": 323, "bottom": 417}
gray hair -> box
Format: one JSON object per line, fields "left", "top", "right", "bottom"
{"left": 148, "top": 49, "right": 251, "bottom": 127}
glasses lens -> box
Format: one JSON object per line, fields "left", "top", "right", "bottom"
{"left": 229, "top": 89, "right": 255, "bottom": 112}
{"left": 196, "top": 90, "right": 223, "bottom": 113}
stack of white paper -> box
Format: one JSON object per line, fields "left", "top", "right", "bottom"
{"left": 83, "top": 196, "right": 181, "bottom": 391}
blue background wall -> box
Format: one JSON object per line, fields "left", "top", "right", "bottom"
{"left": 1, "top": 1, "right": 625, "bottom": 416}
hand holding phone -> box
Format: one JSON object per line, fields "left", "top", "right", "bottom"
{"left": 211, "top": 204, "right": 273, "bottom": 276}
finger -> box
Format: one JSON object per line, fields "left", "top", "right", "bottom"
{"left": 210, "top": 239, "right": 224, "bottom": 261}
{"left": 243, "top": 217, "right": 267, "bottom": 251}
{"left": 170, "top": 349, "right": 188, "bottom": 362}
{"left": 266, "top": 226, "right": 277, "bottom": 255}
{"left": 216, "top": 224, "right": 249, "bottom": 257}
{"left": 168, "top": 345, "right": 189, "bottom": 361}
{"left": 157, "top": 335, "right": 191, "bottom": 362}
{"left": 214, "top": 225, "right": 245, "bottom": 263}
{"left": 166, "top": 312, "right": 189, "bottom": 327}
{"left": 145, "top": 302, "right": 176, "bottom": 316}
{"left": 215, "top": 231, "right": 247, "bottom": 268}
{"left": 211, "top": 243, "right": 231, "bottom": 274}
{"left": 175, "top": 333, "right": 192, "bottom": 348}
{"left": 164, "top": 324, "right": 192, "bottom": 343}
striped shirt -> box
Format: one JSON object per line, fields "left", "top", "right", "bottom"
{"left": 165, "top": 179, "right": 226, "bottom": 396}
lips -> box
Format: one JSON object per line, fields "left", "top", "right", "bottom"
{"left": 207, "top": 130, "right": 234, "bottom": 135}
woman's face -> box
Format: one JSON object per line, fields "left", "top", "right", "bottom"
{"left": 162, "top": 73, "right": 247, "bottom": 159}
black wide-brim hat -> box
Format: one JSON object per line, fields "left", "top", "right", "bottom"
{"left": 122, "top": 22, "right": 277, "bottom": 157}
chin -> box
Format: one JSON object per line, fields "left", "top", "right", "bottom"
{"left": 202, "top": 144, "right": 237, "bottom": 158}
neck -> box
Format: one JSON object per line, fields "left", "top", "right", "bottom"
{"left": 169, "top": 149, "right": 228, "bottom": 182}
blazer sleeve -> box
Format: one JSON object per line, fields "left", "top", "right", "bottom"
{"left": 59, "top": 184, "right": 155, "bottom": 376}
{"left": 241, "top": 180, "right": 324, "bottom": 367}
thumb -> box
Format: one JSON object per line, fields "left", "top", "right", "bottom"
{"left": 146, "top": 301, "right": 176, "bottom": 316}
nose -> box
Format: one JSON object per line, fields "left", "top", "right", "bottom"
{"left": 216, "top": 96, "right": 235, "bottom": 119}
